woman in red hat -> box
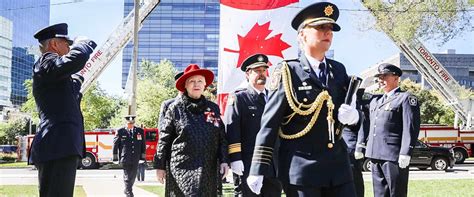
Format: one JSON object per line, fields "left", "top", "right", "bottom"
{"left": 155, "top": 64, "right": 229, "bottom": 196}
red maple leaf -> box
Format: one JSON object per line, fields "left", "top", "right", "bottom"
{"left": 224, "top": 22, "right": 291, "bottom": 68}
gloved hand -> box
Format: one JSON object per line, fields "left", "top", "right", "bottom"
{"left": 220, "top": 163, "right": 229, "bottom": 179}
{"left": 230, "top": 160, "right": 244, "bottom": 176}
{"left": 338, "top": 104, "right": 359, "bottom": 125}
{"left": 354, "top": 151, "right": 364, "bottom": 160}
{"left": 156, "top": 169, "right": 166, "bottom": 184}
{"left": 247, "top": 175, "right": 264, "bottom": 195}
{"left": 74, "top": 36, "right": 97, "bottom": 50}
{"left": 398, "top": 155, "right": 411, "bottom": 169}
{"left": 71, "top": 73, "right": 84, "bottom": 84}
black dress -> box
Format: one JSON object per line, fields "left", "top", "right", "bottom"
{"left": 156, "top": 94, "right": 228, "bottom": 197}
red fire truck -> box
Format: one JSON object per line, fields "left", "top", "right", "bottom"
{"left": 25, "top": 127, "right": 159, "bottom": 169}
{"left": 80, "top": 128, "right": 159, "bottom": 169}
{"left": 419, "top": 125, "right": 474, "bottom": 164}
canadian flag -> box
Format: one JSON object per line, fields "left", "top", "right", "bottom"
{"left": 217, "top": 0, "right": 300, "bottom": 114}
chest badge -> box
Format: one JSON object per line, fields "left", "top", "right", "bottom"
{"left": 137, "top": 133, "right": 142, "bottom": 140}
{"left": 298, "top": 82, "right": 312, "bottom": 91}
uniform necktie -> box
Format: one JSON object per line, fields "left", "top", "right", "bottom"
{"left": 259, "top": 92, "right": 266, "bottom": 104}
{"left": 318, "top": 62, "right": 327, "bottom": 85}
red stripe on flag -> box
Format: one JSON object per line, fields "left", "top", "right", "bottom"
{"left": 221, "top": 0, "right": 299, "bottom": 10}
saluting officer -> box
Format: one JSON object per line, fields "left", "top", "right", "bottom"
{"left": 355, "top": 63, "right": 420, "bottom": 197}
{"left": 225, "top": 54, "right": 282, "bottom": 197}
{"left": 113, "top": 115, "right": 146, "bottom": 197}
{"left": 29, "top": 23, "right": 96, "bottom": 197}
{"left": 246, "top": 2, "right": 361, "bottom": 197}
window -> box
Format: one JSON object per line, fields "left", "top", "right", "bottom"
{"left": 146, "top": 131, "right": 157, "bottom": 142}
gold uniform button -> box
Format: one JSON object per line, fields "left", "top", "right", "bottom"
{"left": 303, "top": 98, "right": 308, "bottom": 102}
{"left": 328, "top": 143, "right": 333, "bottom": 148}
{"left": 302, "top": 82, "right": 307, "bottom": 86}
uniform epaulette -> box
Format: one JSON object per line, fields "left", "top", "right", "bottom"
{"left": 251, "top": 145, "right": 273, "bottom": 165}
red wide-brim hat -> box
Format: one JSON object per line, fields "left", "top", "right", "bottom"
{"left": 175, "top": 64, "right": 214, "bottom": 92}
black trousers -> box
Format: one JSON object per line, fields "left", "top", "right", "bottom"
{"left": 123, "top": 163, "right": 139, "bottom": 196}
{"left": 136, "top": 163, "right": 146, "bottom": 181}
{"left": 371, "top": 159, "right": 409, "bottom": 197}
{"left": 348, "top": 152, "right": 365, "bottom": 197}
{"left": 282, "top": 181, "right": 356, "bottom": 197}
{"left": 233, "top": 173, "right": 282, "bottom": 197}
{"left": 36, "top": 156, "right": 79, "bottom": 197}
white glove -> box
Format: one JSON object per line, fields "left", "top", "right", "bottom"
{"left": 398, "top": 155, "right": 411, "bottom": 169}
{"left": 220, "top": 163, "right": 229, "bottom": 179}
{"left": 139, "top": 160, "right": 145, "bottom": 164}
{"left": 338, "top": 104, "right": 359, "bottom": 125}
{"left": 354, "top": 151, "right": 364, "bottom": 160}
{"left": 230, "top": 160, "right": 245, "bottom": 176}
{"left": 246, "top": 175, "right": 264, "bottom": 195}
{"left": 156, "top": 169, "right": 166, "bottom": 184}
{"left": 74, "top": 36, "right": 97, "bottom": 50}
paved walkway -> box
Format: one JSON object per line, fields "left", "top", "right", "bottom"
{"left": 81, "top": 179, "right": 158, "bottom": 197}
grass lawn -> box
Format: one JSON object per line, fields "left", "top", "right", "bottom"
{"left": 0, "top": 162, "right": 29, "bottom": 168}
{"left": 0, "top": 185, "right": 86, "bottom": 197}
{"left": 140, "top": 179, "right": 473, "bottom": 197}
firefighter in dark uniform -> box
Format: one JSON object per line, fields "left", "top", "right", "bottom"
{"left": 29, "top": 23, "right": 96, "bottom": 197}
{"left": 355, "top": 63, "right": 420, "bottom": 197}
{"left": 246, "top": 2, "right": 361, "bottom": 197}
{"left": 113, "top": 115, "right": 146, "bottom": 197}
{"left": 225, "top": 54, "right": 282, "bottom": 197}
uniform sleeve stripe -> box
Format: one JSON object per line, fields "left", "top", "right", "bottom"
{"left": 229, "top": 143, "right": 241, "bottom": 148}
{"left": 252, "top": 161, "right": 271, "bottom": 165}
{"left": 253, "top": 150, "right": 273, "bottom": 154}
{"left": 228, "top": 147, "right": 241, "bottom": 154}
{"left": 254, "top": 145, "right": 273, "bottom": 151}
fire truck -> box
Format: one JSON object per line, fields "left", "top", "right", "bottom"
{"left": 80, "top": 128, "right": 159, "bottom": 169}
{"left": 362, "top": 5, "right": 474, "bottom": 163}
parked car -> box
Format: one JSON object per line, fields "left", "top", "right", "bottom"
{"left": 362, "top": 140, "right": 455, "bottom": 171}
{"left": 0, "top": 145, "right": 18, "bottom": 154}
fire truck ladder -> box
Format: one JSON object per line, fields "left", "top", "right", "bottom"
{"left": 79, "top": 0, "right": 160, "bottom": 93}
{"left": 362, "top": 5, "right": 473, "bottom": 130}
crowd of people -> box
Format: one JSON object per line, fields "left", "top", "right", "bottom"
{"left": 28, "top": 1, "right": 420, "bottom": 197}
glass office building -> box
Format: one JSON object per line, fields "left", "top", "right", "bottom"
{"left": 121, "top": 0, "right": 220, "bottom": 88}
{"left": 0, "top": 0, "right": 50, "bottom": 107}
{"left": 0, "top": 17, "right": 13, "bottom": 108}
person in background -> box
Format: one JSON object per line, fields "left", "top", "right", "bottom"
{"left": 137, "top": 160, "right": 146, "bottom": 182}
{"left": 113, "top": 115, "right": 146, "bottom": 197}
{"left": 225, "top": 54, "right": 281, "bottom": 196}
{"left": 29, "top": 23, "right": 96, "bottom": 197}
{"left": 155, "top": 64, "right": 229, "bottom": 196}
{"left": 356, "top": 63, "right": 420, "bottom": 197}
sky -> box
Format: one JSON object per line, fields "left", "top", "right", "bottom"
{"left": 50, "top": 0, "right": 474, "bottom": 96}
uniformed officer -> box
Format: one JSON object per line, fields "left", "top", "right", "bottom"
{"left": 225, "top": 54, "right": 282, "bottom": 197}
{"left": 29, "top": 23, "right": 96, "bottom": 197}
{"left": 342, "top": 89, "right": 368, "bottom": 197}
{"left": 113, "top": 115, "right": 146, "bottom": 197}
{"left": 246, "top": 2, "right": 361, "bottom": 197}
{"left": 356, "top": 63, "right": 420, "bottom": 197}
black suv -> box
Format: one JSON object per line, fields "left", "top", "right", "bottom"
{"left": 362, "top": 140, "right": 455, "bottom": 171}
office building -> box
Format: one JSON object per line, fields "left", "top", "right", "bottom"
{"left": 121, "top": 0, "right": 220, "bottom": 88}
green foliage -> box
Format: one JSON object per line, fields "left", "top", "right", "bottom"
{"left": 81, "top": 83, "right": 124, "bottom": 130}
{"left": 20, "top": 79, "right": 38, "bottom": 123}
{"left": 400, "top": 79, "right": 454, "bottom": 125}
{"left": 0, "top": 118, "right": 28, "bottom": 144}
{"left": 0, "top": 185, "right": 86, "bottom": 197}
{"left": 119, "top": 59, "right": 178, "bottom": 128}
{"left": 362, "top": 1, "right": 473, "bottom": 44}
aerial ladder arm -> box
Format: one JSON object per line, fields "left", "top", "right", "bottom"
{"left": 78, "top": 0, "right": 160, "bottom": 93}
{"left": 362, "top": 4, "right": 473, "bottom": 130}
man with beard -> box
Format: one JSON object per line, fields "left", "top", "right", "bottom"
{"left": 356, "top": 63, "right": 420, "bottom": 197}
{"left": 225, "top": 54, "right": 282, "bottom": 196}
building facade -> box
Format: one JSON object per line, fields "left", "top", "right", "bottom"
{"left": 121, "top": 0, "right": 220, "bottom": 88}
{"left": 0, "top": 17, "right": 13, "bottom": 108}
{"left": 0, "top": 0, "right": 50, "bottom": 108}
{"left": 361, "top": 50, "right": 474, "bottom": 89}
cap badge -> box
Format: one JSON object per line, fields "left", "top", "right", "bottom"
{"left": 324, "top": 5, "right": 334, "bottom": 16}
{"left": 257, "top": 55, "right": 264, "bottom": 62}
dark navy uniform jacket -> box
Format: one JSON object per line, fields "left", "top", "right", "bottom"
{"left": 363, "top": 88, "right": 420, "bottom": 162}
{"left": 249, "top": 55, "right": 360, "bottom": 187}
{"left": 29, "top": 43, "right": 94, "bottom": 164}
{"left": 113, "top": 127, "right": 146, "bottom": 165}
{"left": 224, "top": 86, "right": 277, "bottom": 177}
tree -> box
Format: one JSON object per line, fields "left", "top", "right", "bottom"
{"left": 400, "top": 79, "right": 454, "bottom": 125}
{"left": 0, "top": 118, "right": 28, "bottom": 144}
{"left": 21, "top": 79, "right": 38, "bottom": 123}
{"left": 361, "top": 1, "right": 473, "bottom": 44}
{"left": 81, "top": 83, "right": 125, "bottom": 130}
